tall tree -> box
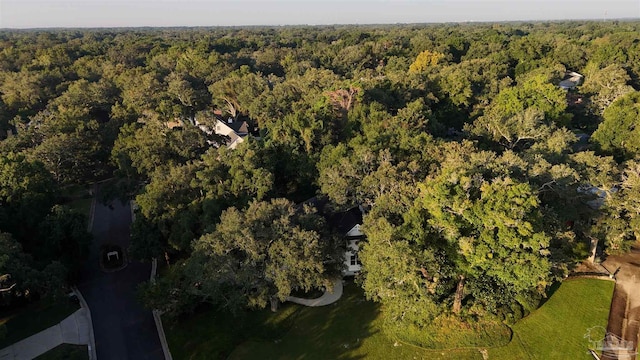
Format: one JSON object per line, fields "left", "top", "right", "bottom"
{"left": 591, "top": 91, "right": 640, "bottom": 160}
{"left": 592, "top": 160, "right": 640, "bottom": 254}
{"left": 190, "top": 198, "right": 342, "bottom": 312}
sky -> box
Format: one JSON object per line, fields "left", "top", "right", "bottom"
{"left": 1, "top": 0, "right": 639, "bottom": 28}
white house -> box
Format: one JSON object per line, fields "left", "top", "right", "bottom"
{"left": 325, "top": 205, "right": 365, "bottom": 276}
{"left": 559, "top": 71, "right": 584, "bottom": 90}
{"left": 213, "top": 118, "right": 249, "bottom": 149}
{"left": 301, "top": 198, "right": 365, "bottom": 276}
{"left": 343, "top": 223, "right": 364, "bottom": 276}
{"left": 577, "top": 184, "right": 617, "bottom": 210}
{"left": 187, "top": 114, "right": 253, "bottom": 150}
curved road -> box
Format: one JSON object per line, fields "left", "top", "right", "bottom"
{"left": 78, "top": 187, "right": 163, "bottom": 360}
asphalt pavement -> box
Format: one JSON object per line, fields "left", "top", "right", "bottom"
{"left": 78, "top": 188, "right": 164, "bottom": 360}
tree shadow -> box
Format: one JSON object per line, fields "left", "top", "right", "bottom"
{"left": 538, "top": 281, "right": 562, "bottom": 307}
{"left": 227, "top": 281, "right": 380, "bottom": 360}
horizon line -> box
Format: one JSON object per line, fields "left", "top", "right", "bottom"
{"left": 2, "top": 17, "right": 639, "bottom": 31}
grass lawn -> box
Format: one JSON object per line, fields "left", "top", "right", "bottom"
{"left": 165, "top": 282, "right": 483, "bottom": 360}
{"left": 67, "top": 197, "right": 93, "bottom": 219}
{"left": 490, "top": 278, "right": 615, "bottom": 360}
{"left": 165, "top": 278, "right": 615, "bottom": 360}
{"left": 0, "top": 299, "right": 79, "bottom": 348}
{"left": 35, "top": 344, "right": 88, "bottom": 360}
{"left": 61, "top": 184, "right": 94, "bottom": 219}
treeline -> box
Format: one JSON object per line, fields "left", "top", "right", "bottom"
{"left": 1, "top": 21, "right": 640, "bottom": 341}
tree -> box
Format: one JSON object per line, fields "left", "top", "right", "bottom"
{"left": 191, "top": 198, "right": 342, "bottom": 312}
{"left": 0, "top": 232, "right": 66, "bottom": 304}
{"left": 29, "top": 125, "right": 102, "bottom": 184}
{"left": 131, "top": 141, "right": 274, "bottom": 257}
{"left": 469, "top": 107, "right": 552, "bottom": 150}
{"left": 485, "top": 71, "right": 570, "bottom": 126}
{"left": 358, "top": 155, "right": 553, "bottom": 332}
{"left": 0, "top": 70, "right": 45, "bottom": 116}
{"left": 592, "top": 161, "right": 640, "bottom": 254}
{"left": 134, "top": 162, "right": 201, "bottom": 253}
{"left": 420, "top": 174, "right": 551, "bottom": 312}
{"left": 111, "top": 112, "right": 212, "bottom": 182}
{"left": 581, "top": 63, "right": 634, "bottom": 116}
{"left": 409, "top": 50, "right": 445, "bottom": 73}
{"left": 591, "top": 91, "right": 640, "bottom": 160}
{"left": 207, "top": 66, "right": 268, "bottom": 120}
{"left": 0, "top": 152, "right": 55, "bottom": 242}
{"left": 36, "top": 205, "right": 91, "bottom": 282}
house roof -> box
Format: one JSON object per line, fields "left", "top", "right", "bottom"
{"left": 577, "top": 185, "right": 617, "bottom": 210}
{"left": 559, "top": 71, "right": 584, "bottom": 90}
{"left": 327, "top": 207, "right": 363, "bottom": 235}
{"left": 301, "top": 197, "right": 363, "bottom": 235}
{"left": 227, "top": 120, "right": 249, "bottom": 135}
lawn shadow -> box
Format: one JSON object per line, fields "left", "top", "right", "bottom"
{"left": 227, "top": 281, "right": 381, "bottom": 360}
{"left": 538, "top": 281, "right": 562, "bottom": 307}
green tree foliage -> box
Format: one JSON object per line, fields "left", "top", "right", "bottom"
{"left": 0, "top": 153, "right": 55, "bottom": 240}
{"left": 111, "top": 112, "right": 212, "bottom": 182}
{"left": 360, "top": 169, "right": 552, "bottom": 331}
{"left": 0, "top": 232, "right": 66, "bottom": 304}
{"left": 186, "top": 198, "right": 341, "bottom": 312}
{"left": 208, "top": 66, "right": 269, "bottom": 120}
{"left": 418, "top": 175, "right": 551, "bottom": 307}
{"left": 36, "top": 205, "right": 91, "bottom": 282}
{"left": 483, "top": 70, "right": 570, "bottom": 127}
{"left": 409, "top": 50, "right": 445, "bottom": 73}
{"left": 592, "top": 161, "right": 640, "bottom": 254}
{"left": 2, "top": 22, "right": 640, "bottom": 329}
{"left": 132, "top": 140, "right": 274, "bottom": 256}
{"left": 581, "top": 63, "right": 634, "bottom": 116}
{"left": 592, "top": 91, "right": 640, "bottom": 160}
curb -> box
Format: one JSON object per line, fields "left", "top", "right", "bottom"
{"left": 130, "top": 199, "right": 137, "bottom": 223}
{"left": 150, "top": 257, "right": 173, "bottom": 360}
{"left": 72, "top": 286, "right": 97, "bottom": 360}
{"left": 87, "top": 183, "right": 98, "bottom": 232}
{"left": 153, "top": 309, "right": 172, "bottom": 360}
{"left": 77, "top": 182, "right": 97, "bottom": 360}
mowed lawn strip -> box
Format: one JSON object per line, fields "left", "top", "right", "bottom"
{"left": 166, "top": 279, "right": 614, "bottom": 360}
{"left": 164, "top": 299, "right": 300, "bottom": 360}
{"left": 35, "top": 344, "right": 88, "bottom": 360}
{"left": 166, "top": 282, "right": 484, "bottom": 360}
{"left": 227, "top": 286, "right": 481, "bottom": 360}
{"left": 491, "top": 278, "right": 615, "bottom": 360}
{"left": 67, "top": 197, "right": 93, "bottom": 219}
{"left": 0, "top": 300, "right": 79, "bottom": 348}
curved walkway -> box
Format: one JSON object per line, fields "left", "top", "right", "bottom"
{"left": 286, "top": 278, "right": 344, "bottom": 307}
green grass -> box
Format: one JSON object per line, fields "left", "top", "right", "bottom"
{"left": 67, "top": 197, "right": 93, "bottom": 219}
{"left": 0, "top": 300, "right": 79, "bottom": 348}
{"left": 166, "top": 278, "right": 616, "bottom": 360}
{"left": 490, "top": 278, "right": 615, "bottom": 360}
{"left": 385, "top": 313, "right": 511, "bottom": 350}
{"left": 35, "top": 344, "right": 88, "bottom": 360}
{"left": 164, "top": 298, "right": 302, "bottom": 360}
{"left": 61, "top": 184, "right": 94, "bottom": 219}
{"left": 165, "top": 282, "right": 483, "bottom": 360}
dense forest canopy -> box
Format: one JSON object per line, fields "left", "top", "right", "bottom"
{"left": 1, "top": 21, "right": 640, "bottom": 340}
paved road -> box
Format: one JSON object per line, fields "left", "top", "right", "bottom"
{"left": 78, "top": 188, "right": 163, "bottom": 360}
